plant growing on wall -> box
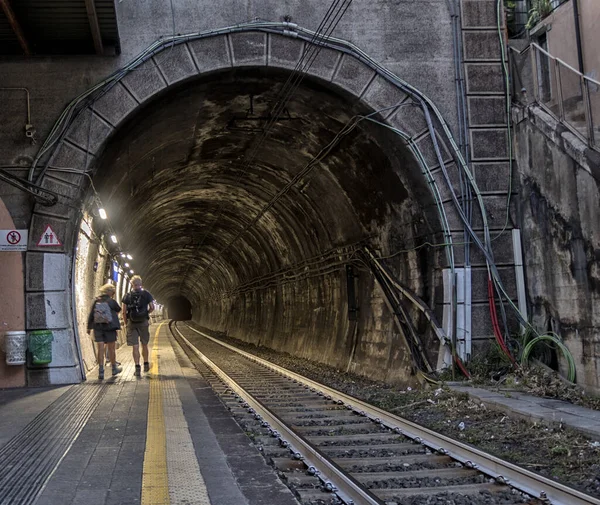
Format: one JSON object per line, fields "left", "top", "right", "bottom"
{"left": 526, "top": 0, "right": 553, "bottom": 29}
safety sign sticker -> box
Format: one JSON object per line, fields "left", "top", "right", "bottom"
{"left": 0, "top": 229, "right": 28, "bottom": 251}
{"left": 37, "top": 225, "right": 62, "bottom": 247}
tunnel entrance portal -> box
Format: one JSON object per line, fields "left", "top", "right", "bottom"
{"left": 87, "top": 68, "right": 442, "bottom": 384}
{"left": 28, "top": 28, "right": 480, "bottom": 386}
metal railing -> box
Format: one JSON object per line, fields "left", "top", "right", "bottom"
{"left": 510, "top": 43, "right": 600, "bottom": 151}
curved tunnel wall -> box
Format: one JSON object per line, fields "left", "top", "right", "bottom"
{"left": 94, "top": 68, "right": 441, "bottom": 384}
{"left": 24, "top": 26, "right": 514, "bottom": 386}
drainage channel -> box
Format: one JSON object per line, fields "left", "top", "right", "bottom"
{"left": 172, "top": 322, "right": 600, "bottom": 505}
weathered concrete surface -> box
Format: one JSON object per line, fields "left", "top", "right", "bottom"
{"left": 514, "top": 105, "right": 600, "bottom": 392}
{"left": 0, "top": 0, "right": 458, "bottom": 171}
{"left": 451, "top": 385, "right": 600, "bottom": 438}
{"left": 0, "top": 198, "right": 26, "bottom": 387}
{"left": 0, "top": 1, "right": 517, "bottom": 387}
{"left": 93, "top": 72, "right": 435, "bottom": 385}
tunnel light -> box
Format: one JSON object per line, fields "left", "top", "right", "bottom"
{"left": 98, "top": 208, "right": 107, "bottom": 220}
{"left": 124, "top": 263, "right": 130, "bottom": 267}
{"left": 110, "top": 235, "right": 118, "bottom": 244}
{"left": 129, "top": 269, "right": 134, "bottom": 274}
{"left": 120, "top": 253, "right": 126, "bottom": 257}
{"left": 126, "top": 254, "right": 133, "bottom": 260}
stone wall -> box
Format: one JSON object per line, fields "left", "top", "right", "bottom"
{"left": 0, "top": 0, "right": 518, "bottom": 387}
{"left": 514, "top": 104, "right": 600, "bottom": 392}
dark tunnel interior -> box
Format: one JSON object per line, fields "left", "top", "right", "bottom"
{"left": 167, "top": 296, "right": 193, "bottom": 321}
{"left": 92, "top": 67, "right": 444, "bottom": 383}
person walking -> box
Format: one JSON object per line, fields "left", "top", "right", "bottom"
{"left": 122, "top": 275, "right": 154, "bottom": 377}
{"left": 87, "top": 283, "right": 122, "bottom": 380}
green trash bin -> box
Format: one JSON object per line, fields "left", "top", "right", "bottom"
{"left": 29, "top": 330, "right": 54, "bottom": 365}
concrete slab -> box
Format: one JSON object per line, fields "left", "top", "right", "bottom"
{"left": 451, "top": 385, "right": 600, "bottom": 439}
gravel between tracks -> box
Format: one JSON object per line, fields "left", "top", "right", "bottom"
{"left": 188, "top": 324, "right": 600, "bottom": 499}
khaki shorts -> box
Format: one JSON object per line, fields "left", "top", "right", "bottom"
{"left": 127, "top": 320, "right": 150, "bottom": 346}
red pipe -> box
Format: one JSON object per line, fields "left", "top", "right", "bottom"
{"left": 488, "top": 277, "right": 516, "bottom": 365}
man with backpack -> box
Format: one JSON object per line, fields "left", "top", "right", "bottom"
{"left": 122, "top": 275, "right": 155, "bottom": 377}
{"left": 87, "top": 283, "right": 122, "bottom": 380}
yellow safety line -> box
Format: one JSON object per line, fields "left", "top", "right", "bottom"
{"left": 141, "top": 322, "right": 170, "bottom": 505}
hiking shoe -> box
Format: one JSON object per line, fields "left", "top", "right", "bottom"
{"left": 98, "top": 368, "right": 104, "bottom": 380}
{"left": 134, "top": 365, "right": 141, "bottom": 377}
{"left": 112, "top": 365, "right": 122, "bottom": 376}
{"left": 143, "top": 362, "right": 150, "bottom": 372}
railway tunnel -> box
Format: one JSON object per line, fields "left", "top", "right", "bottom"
{"left": 86, "top": 65, "right": 442, "bottom": 385}
{"left": 2, "top": 1, "right": 600, "bottom": 504}
{"left": 1, "top": 0, "right": 596, "bottom": 394}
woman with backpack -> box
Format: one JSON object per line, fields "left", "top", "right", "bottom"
{"left": 87, "top": 283, "right": 123, "bottom": 379}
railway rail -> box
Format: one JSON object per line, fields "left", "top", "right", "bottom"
{"left": 170, "top": 322, "right": 600, "bottom": 505}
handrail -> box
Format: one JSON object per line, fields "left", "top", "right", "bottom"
{"left": 510, "top": 42, "right": 599, "bottom": 151}
{"left": 532, "top": 43, "right": 598, "bottom": 82}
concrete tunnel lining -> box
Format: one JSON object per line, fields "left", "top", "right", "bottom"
{"left": 26, "top": 27, "right": 469, "bottom": 385}
{"left": 90, "top": 67, "right": 442, "bottom": 375}
{"left": 94, "top": 68, "right": 437, "bottom": 302}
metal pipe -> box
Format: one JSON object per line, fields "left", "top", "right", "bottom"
{"left": 511, "top": 229, "right": 528, "bottom": 335}
{"left": 0, "top": 87, "right": 31, "bottom": 124}
{"left": 572, "top": 0, "right": 585, "bottom": 74}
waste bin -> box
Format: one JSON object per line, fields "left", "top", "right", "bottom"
{"left": 29, "top": 330, "right": 54, "bottom": 365}
{"left": 5, "top": 331, "right": 27, "bottom": 365}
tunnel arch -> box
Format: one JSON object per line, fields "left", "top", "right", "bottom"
{"left": 26, "top": 25, "right": 469, "bottom": 385}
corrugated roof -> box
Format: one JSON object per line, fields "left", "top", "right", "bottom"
{"left": 0, "top": 0, "right": 119, "bottom": 56}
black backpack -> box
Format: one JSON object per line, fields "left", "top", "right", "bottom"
{"left": 128, "top": 290, "right": 148, "bottom": 323}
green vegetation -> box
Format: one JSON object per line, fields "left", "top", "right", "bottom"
{"left": 526, "top": 0, "right": 553, "bottom": 29}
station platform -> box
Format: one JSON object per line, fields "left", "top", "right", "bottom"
{"left": 0, "top": 323, "right": 298, "bottom": 505}
{"left": 1, "top": 322, "right": 599, "bottom": 505}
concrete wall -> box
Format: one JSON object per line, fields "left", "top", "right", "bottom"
{"left": 580, "top": 0, "right": 600, "bottom": 79}
{"left": 74, "top": 211, "right": 130, "bottom": 373}
{"left": 197, "top": 265, "right": 418, "bottom": 386}
{"left": 0, "top": 0, "right": 515, "bottom": 387}
{"left": 0, "top": 198, "right": 26, "bottom": 387}
{"left": 514, "top": 104, "right": 600, "bottom": 392}
{"left": 535, "top": 0, "right": 600, "bottom": 77}
{"left": 0, "top": 0, "right": 459, "bottom": 170}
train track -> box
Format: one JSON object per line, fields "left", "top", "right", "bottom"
{"left": 170, "top": 322, "right": 600, "bottom": 505}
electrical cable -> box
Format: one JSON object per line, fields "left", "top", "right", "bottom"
{"left": 492, "top": 0, "right": 515, "bottom": 242}
{"left": 177, "top": 1, "right": 354, "bottom": 290}
{"left": 24, "top": 20, "right": 570, "bottom": 376}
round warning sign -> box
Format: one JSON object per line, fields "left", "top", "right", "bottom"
{"left": 6, "top": 230, "right": 21, "bottom": 245}
{"left": 1, "top": 229, "right": 28, "bottom": 251}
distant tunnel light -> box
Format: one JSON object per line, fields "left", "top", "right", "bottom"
{"left": 110, "top": 235, "right": 118, "bottom": 244}
{"left": 124, "top": 263, "right": 130, "bottom": 267}
{"left": 126, "top": 254, "right": 133, "bottom": 260}
{"left": 129, "top": 269, "right": 134, "bottom": 274}
{"left": 98, "top": 208, "right": 107, "bottom": 220}
{"left": 120, "top": 253, "right": 126, "bottom": 257}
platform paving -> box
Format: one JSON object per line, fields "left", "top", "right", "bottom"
{"left": 4, "top": 326, "right": 600, "bottom": 505}
{"left": 0, "top": 323, "right": 299, "bottom": 505}
{"left": 450, "top": 385, "right": 600, "bottom": 439}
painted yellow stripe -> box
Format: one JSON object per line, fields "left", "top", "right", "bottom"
{"left": 141, "top": 322, "right": 169, "bottom": 505}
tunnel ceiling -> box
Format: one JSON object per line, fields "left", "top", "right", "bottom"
{"left": 94, "top": 68, "right": 436, "bottom": 303}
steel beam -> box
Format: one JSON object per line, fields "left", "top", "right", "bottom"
{"left": 0, "top": 0, "right": 30, "bottom": 56}
{"left": 84, "top": 0, "right": 103, "bottom": 55}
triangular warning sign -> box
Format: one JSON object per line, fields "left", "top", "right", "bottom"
{"left": 37, "top": 225, "right": 62, "bottom": 247}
